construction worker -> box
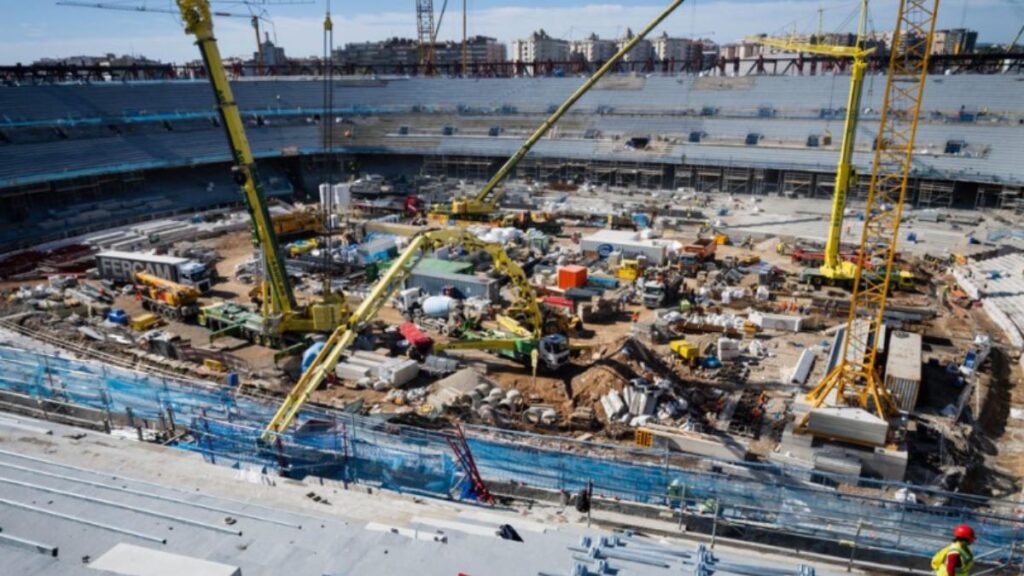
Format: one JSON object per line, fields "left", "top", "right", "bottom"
{"left": 931, "top": 524, "right": 976, "bottom": 576}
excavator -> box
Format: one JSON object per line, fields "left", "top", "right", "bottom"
{"left": 135, "top": 271, "right": 200, "bottom": 321}
{"left": 427, "top": 0, "right": 685, "bottom": 226}
{"left": 749, "top": 0, "right": 872, "bottom": 287}
{"left": 262, "top": 227, "right": 568, "bottom": 438}
{"left": 177, "top": 0, "right": 347, "bottom": 349}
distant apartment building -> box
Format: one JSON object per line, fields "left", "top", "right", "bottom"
{"left": 33, "top": 53, "right": 162, "bottom": 67}
{"left": 335, "top": 38, "right": 420, "bottom": 68}
{"left": 651, "top": 32, "right": 697, "bottom": 62}
{"left": 617, "top": 28, "right": 654, "bottom": 62}
{"left": 570, "top": 33, "right": 617, "bottom": 63}
{"left": 254, "top": 35, "right": 287, "bottom": 68}
{"left": 334, "top": 36, "right": 506, "bottom": 69}
{"left": 512, "top": 29, "right": 570, "bottom": 64}
{"left": 434, "top": 36, "right": 507, "bottom": 66}
{"left": 720, "top": 40, "right": 765, "bottom": 60}
{"left": 932, "top": 28, "right": 978, "bottom": 55}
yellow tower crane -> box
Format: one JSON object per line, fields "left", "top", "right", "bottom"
{"left": 806, "top": 0, "right": 940, "bottom": 419}
{"left": 749, "top": 0, "right": 873, "bottom": 284}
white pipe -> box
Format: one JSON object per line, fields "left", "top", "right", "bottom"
{"left": 0, "top": 475, "right": 242, "bottom": 536}
{"left": 0, "top": 497, "right": 166, "bottom": 544}
{"left": 0, "top": 458, "right": 300, "bottom": 529}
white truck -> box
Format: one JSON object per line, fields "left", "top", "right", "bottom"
{"left": 95, "top": 251, "right": 212, "bottom": 292}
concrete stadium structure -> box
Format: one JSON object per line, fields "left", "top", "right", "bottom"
{"left": 1, "top": 73, "right": 1022, "bottom": 250}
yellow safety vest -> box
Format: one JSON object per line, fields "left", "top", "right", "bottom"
{"left": 931, "top": 541, "right": 974, "bottom": 576}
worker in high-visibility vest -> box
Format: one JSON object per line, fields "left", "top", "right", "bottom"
{"left": 931, "top": 524, "right": 976, "bottom": 576}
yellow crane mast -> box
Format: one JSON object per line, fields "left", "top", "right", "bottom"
{"left": 427, "top": 0, "right": 686, "bottom": 225}
{"left": 176, "top": 0, "right": 347, "bottom": 345}
{"left": 749, "top": 0, "right": 873, "bottom": 282}
{"left": 263, "top": 228, "right": 546, "bottom": 438}
{"left": 806, "top": 0, "right": 940, "bottom": 418}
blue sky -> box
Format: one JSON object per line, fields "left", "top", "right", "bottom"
{"left": 3, "top": 0, "right": 1021, "bottom": 63}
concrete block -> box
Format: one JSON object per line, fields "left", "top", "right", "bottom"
{"left": 806, "top": 407, "right": 888, "bottom": 446}
{"left": 787, "top": 349, "right": 816, "bottom": 385}
{"left": 749, "top": 311, "right": 802, "bottom": 332}
{"left": 89, "top": 543, "right": 241, "bottom": 576}
{"left": 641, "top": 424, "right": 749, "bottom": 461}
{"left": 382, "top": 358, "right": 419, "bottom": 387}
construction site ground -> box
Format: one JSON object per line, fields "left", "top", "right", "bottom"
{"left": 1, "top": 192, "right": 1021, "bottom": 503}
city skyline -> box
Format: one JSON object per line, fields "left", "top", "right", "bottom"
{"left": 3, "top": 0, "right": 1021, "bottom": 64}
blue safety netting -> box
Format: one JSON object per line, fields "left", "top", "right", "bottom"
{"left": 0, "top": 344, "right": 1021, "bottom": 561}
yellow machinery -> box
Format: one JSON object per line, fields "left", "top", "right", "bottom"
{"left": 129, "top": 313, "right": 162, "bottom": 332}
{"left": 176, "top": 1, "right": 347, "bottom": 346}
{"left": 263, "top": 228, "right": 547, "bottom": 438}
{"left": 272, "top": 208, "right": 321, "bottom": 237}
{"left": 617, "top": 259, "right": 643, "bottom": 282}
{"left": 749, "top": 1, "right": 873, "bottom": 283}
{"left": 287, "top": 238, "right": 319, "bottom": 257}
{"left": 135, "top": 271, "right": 201, "bottom": 320}
{"left": 806, "top": 0, "right": 940, "bottom": 420}
{"left": 670, "top": 340, "right": 699, "bottom": 366}
{"left": 428, "top": 0, "right": 686, "bottom": 225}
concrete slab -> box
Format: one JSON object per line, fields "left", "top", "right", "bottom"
{"left": 89, "top": 543, "right": 241, "bottom": 576}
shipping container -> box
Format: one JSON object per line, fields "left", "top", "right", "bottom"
{"left": 558, "top": 265, "right": 588, "bottom": 290}
{"left": 405, "top": 269, "right": 500, "bottom": 302}
{"left": 885, "top": 331, "right": 922, "bottom": 412}
{"left": 580, "top": 229, "right": 667, "bottom": 265}
{"left": 95, "top": 251, "right": 212, "bottom": 292}
{"left": 414, "top": 257, "right": 474, "bottom": 275}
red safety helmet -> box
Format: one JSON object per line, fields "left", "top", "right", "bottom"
{"left": 953, "top": 524, "right": 976, "bottom": 543}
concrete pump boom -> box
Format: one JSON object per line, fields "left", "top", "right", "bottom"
{"left": 263, "top": 229, "right": 546, "bottom": 438}
{"left": 429, "top": 0, "right": 686, "bottom": 223}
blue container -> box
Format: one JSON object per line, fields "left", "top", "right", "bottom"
{"left": 107, "top": 309, "right": 128, "bottom": 325}
{"left": 587, "top": 275, "right": 620, "bottom": 289}
{"left": 302, "top": 341, "right": 326, "bottom": 373}
{"left": 226, "top": 372, "right": 240, "bottom": 387}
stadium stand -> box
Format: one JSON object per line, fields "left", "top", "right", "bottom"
{"left": 1, "top": 74, "right": 1021, "bottom": 249}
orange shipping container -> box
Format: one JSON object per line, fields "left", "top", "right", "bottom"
{"left": 558, "top": 265, "right": 588, "bottom": 290}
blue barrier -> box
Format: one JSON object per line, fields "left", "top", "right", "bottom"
{"left": 0, "top": 344, "right": 1020, "bottom": 561}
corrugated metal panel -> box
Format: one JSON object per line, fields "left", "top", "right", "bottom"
{"left": 887, "top": 376, "right": 921, "bottom": 412}
{"left": 406, "top": 269, "right": 499, "bottom": 302}
{"left": 413, "top": 257, "right": 473, "bottom": 274}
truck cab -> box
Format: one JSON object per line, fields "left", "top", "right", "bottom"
{"left": 178, "top": 261, "right": 212, "bottom": 292}
{"left": 537, "top": 334, "right": 571, "bottom": 370}
{"left": 642, "top": 275, "right": 681, "bottom": 309}
{"left": 642, "top": 281, "right": 667, "bottom": 308}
